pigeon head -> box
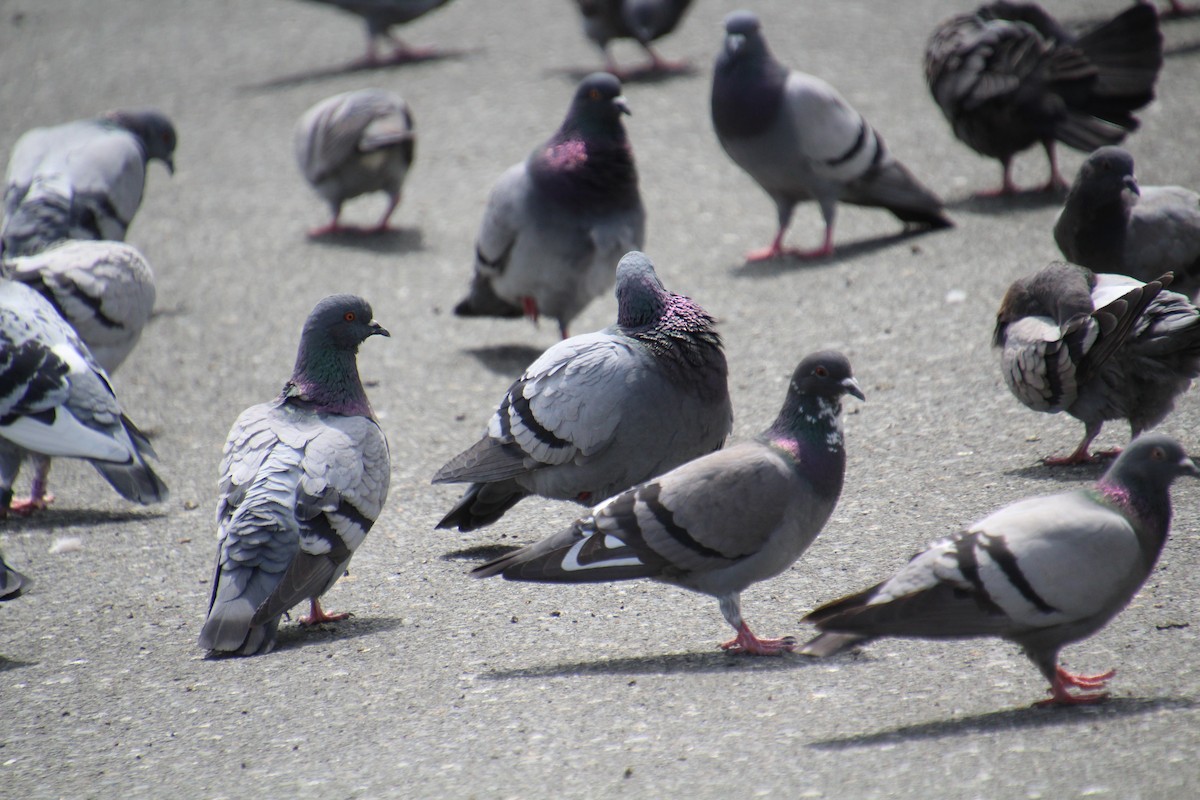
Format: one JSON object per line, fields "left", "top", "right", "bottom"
{"left": 287, "top": 294, "right": 389, "bottom": 415}
{"left": 993, "top": 262, "right": 1095, "bottom": 346}
{"left": 711, "top": 11, "right": 788, "bottom": 138}
{"left": 562, "top": 73, "right": 631, "bottom": 138}
{"left": 787, "top": 351, "right": 866, "bottom": 405}
{"left": 300, "top": 294, "right": 390, "bottom": 352}
{"left": 1077, "top": 147, "right": 1139, "bottom": 200}
{"left": 105, "top": 109, "right": 178, "bottom": 173}
{"left": 721, "top": 10, "right": 764, "bottom": 55}
{"left": 614, "top": 251, "right": 668, "bottom": 328}
{"left": 1098, "top": 434, "right": 1198, "bottom": 533}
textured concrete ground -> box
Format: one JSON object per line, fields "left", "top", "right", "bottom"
{"left": 2, "top": 1, "right": 1200, "bottom": 797}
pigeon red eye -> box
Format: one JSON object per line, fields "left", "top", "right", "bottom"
{"left": 589, "top": 89, "right": 601, "bottom": 100}
{"left": 344, "top": 312, "right": 356, "bottom": 322}
{"left": 814, "top": 366, "right": 828, "bottom": 377}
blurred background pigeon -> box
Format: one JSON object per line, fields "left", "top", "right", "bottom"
{"left": 572, "top": 0, "right": 694, "bottom": 78}
{"left": 291, "top": 0, "right": 456, "bottom": 65}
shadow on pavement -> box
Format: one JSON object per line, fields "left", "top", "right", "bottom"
{"left": 441, "top": 543, "right": 521, "bottom": 563}
{"left": 943, "top": 188, "right": 1066, "bottom": 214}
{"left": 1004, "top": 459, "right": 1109, "bottom": 483}
{"left": 462, "top": 343, "right": 545, "bottom": 376}
{"left": 731, "top": 229, "right": 933, "bottom": 279}
{"left": 305, "top": 226, "right": 424, "bottom": 254}
{"left": 244, "top": 49, "right": 476, "bottom": 91}
{"left": 485, "top": 649, "right": 816, "bottom": 679}
{"left": 213, "top": 615, "right": 406, "bottom": 656}
{"left": 547, "top": 64, "right": 698, "bottom": 86}
{"left": 3, "top": 508, "right": 169, "bottom": 531}
{"left": 0, "top": 656, "right": 38, "bottom": 673}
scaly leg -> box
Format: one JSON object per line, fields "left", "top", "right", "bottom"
{"left": 299, "top": 598, "right": 351, "bottom": 626}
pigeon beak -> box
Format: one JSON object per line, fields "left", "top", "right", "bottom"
{"left": 1180, "top": 454, "right": 1200, "bottom": 477}
{"left": 1124, "top": 175, "right": 1139, "bottom": 196}
{"left": 842, "top": 377, "right": 866, "bottom": 402}
{"left": 614, "top": 95, "right": 632, "bottom": 116}
{"left": 725, "top": 33, "right": 746, "bottom": 55}
{"left": 368, "top": 320, "right": 390, "bottom": 338}
{"left": 164, "top": 156, "right": 175, "bottom": 175}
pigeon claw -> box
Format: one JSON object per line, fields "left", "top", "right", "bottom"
{"left": 299, "top": 598, "right": 352, "bottom": 626}
{"left": 1034, "top": 665, "right": 1115, "bottom": 706}
{"left": 9, "top": 493, "right": 55, "bottom": 516}
{"left": 719, "top": 623, "right": 796, "bottom": 656}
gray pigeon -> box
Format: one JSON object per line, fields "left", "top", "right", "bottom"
{"left": 293, "top": 0, "right": 455, "bottom": 65}
{"left": 803, "top": 434, "right": 1197, "bottom": 706}
{"left": 572, "top": 0, "right": 695, "bottom": 77}
{"left": 199, "top": 295, "right": 391, "bottom": 656}
{"left": 711, "top": 11, "right": 951, "bottom": 262}
{"left": 453, "top": 72, "right": 645, "bottom": 339}
{"left": 295, "top": 89, "right": 416, "bottom": 237}
{"left": 0, "top": 278, "right": 168, "bottom": 515}
{"left": 925, "top": 2, "right": 1162, "bottom": 195}
{"left": 1, "top": 109, "right": 176, "bottom": 258}
{"left": 993, "top": 262, "right": 1200, "bottom": 465}
{"left": 4, "top": 240, "right": 156, "bottom": 374}
{"left": 435, "top": 251, "right": 730, "bottom": 532}
{"left": 472, "top": 351, "right": 864, "bottom": 655}
{"left": 0, "top": 547, "right": 29, "bottom": 601}
{"left": 1055, "top": 147, "right": 1200, "bottom": 299}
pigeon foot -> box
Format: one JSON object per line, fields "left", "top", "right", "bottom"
{"left": 299, "top": 598, "right": 352, "bottom": 626}
{"left": 9, "top": 493, "right": 55, "bottom": 516}
{"left": 719, "top": 623, "right": 796, "bottom": 656}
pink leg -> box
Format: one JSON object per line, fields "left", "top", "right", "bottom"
{"left": 1035, "top": 665, "right": 1114, "bottom": 706}
{"left": 1039, "top": 141, "right": 1067, "bottom": 193}
{"left": 975, "top": 159, "right": 1019, "bottom": 197}
{"left": 299, "top": 598, "right": 351, "bottom": 626}
{"left": 745, "top": 226, "right": 834, "bottom": 262}
{"left": 719, "top": 622, "right": 797, "bottom": 656}
{"left": 370, "top": 195, "right": 401, "bottom": 233}
{"left": 9, "top": 456, "right": 54, "bottom": 516}
{"left": 642, "top": 45, "right": 690, "bottom": 74}
{"left": 520, "top": 296, "right": 540, "bottom": 325}
{"left": 1042, "top": 425, "right": 1111, "bottom": 466}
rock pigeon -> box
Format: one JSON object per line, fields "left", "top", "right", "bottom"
{"left": 572, "top": 0, "right": 695, "bottom": 77}
{"left": 710, "top": 11, "right": 951, "bottom": 262}
{"left": 993, "top": 262, "right": 1200, "bottom": 465}
{"left": 293, "top": 0, "right": 455, "bottom": 65}
{"left": 802, "top": 434, "right": 1197, "bottom": 706}
{"left": 1054, "top": 147, "right": 1200, "bottom": 299}
{"left": 452, "top": 72, "right": 645, "bottom": 339}
{"left": 0, "top": 547, "right": 29, "bottom": 601}
{"left": 435, "top": 251, "right": 730, "bottom": 532}
{"left": 295, "top": 89, "right": 416, "bottom": 237}
{"left": 472, "top": 351, "right": 863, "bottom": 655}
{"left": 1, "top": 109, "right": 176, "bottom": 258}
{"left": 199, "top": 295, "right": 391, "bottom": 656}
{"left": 3, "top": 240, "right": 156, "bottom": 374}
{"left": 924, "top": 2, "right": 1163, "bottom": 195}
{"left": 0, "top": 278, "right": 168, "bottom": 515}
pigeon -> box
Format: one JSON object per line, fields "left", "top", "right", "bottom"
{"left": 0, "top": 547, "right": 29, "bottom": 601}
{"left": 3, "top": 240, "right": 156, "bottom": 374}
{"left": 0, "top": 278, "right": 168, "bottom": 515}
{"left": 295, "top": 89, "right": 416, "bottom": 237}
{"left": 472, "top": 351, "right": 864, "bottom": 655}
{"left": 802, "top": 434, "right": 1197, "bottom": 706}
{"left": 199, "top": 295, "right": 391, "bottom": 656}
{"left": 435, "top": 251, "right": 731, "bottom": 532}
{"left": 453, "top": 72, "right": 645, "bottom": 339}
{"left": 293, "top": 0, "right": 455, "bottom": 65}
{"left": 572, "top": 0, "right": 695, "bottom": 77}
{"left": 2, "top": 109, "right": 176, "bottom": 258}
{"left": 924, "top": 2, "right": 1163, "bottom": 195}
{"left": 710, "top": 11, "right": 951, "bottom": 262}
{"left": 1054, "top": 147, "right": 1200, "bottom": 299}
{"left": 993, "top": 262, "right": 1200, "bottom": 465}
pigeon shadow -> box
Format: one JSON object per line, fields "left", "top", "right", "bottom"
{"left": 549, "top": 63, "right": 698, "bottom": 85}
{"left": 462, "top": 343, "right": 544, "bottom": 376}
{"left": 204, "top": 615, "right": 406, "bottom": 657}
{"left": 3, "top": 508, "right": 170, "bottom": 531}
{"left": 944, "top": 188, "right": 1066, "bottom": 215}
{"left": 243, "top": 49, "right": 476, "bottom": 92}
{"left": 440, "top": 543, "right": 522, "bottom": 563}
{"left": 485, "top": 649, "right": 816, "bottom": 680}
{"left": 731, "top": 229, "right": 931, "bottom": 279}
{"left": 0, "top": 655, "right": 38, "bottom": 673}
{"left": 1165, "top": 39, "right": 1200, "bottom": 59}
{"left": 807, "top": 696, "right": 1197, "bottom": 750}
{"left": 306, "top": 226, "right": 423, "bottom": 255}
{"left": 1003, "top": 458, "right": 1111, "bottom": 483}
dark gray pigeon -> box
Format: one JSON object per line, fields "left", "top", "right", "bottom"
{"left": 472, "top": 351, "right": 864, "bottom": 655}
{"left": 436, "top": 251, "right": 730, "bottom": 532}
{"left": 0, "top": 278, "right": 167, "bottom": 515}
{"left": 572, "top": 0, "right": 694, "bottom": 77}
{"left": 1055, "top": 147, "right": 1200, "bottom": 299}
{"left": 199, "top": 295, "right": 391, "bottom": 656}
{"left": 1, "top": 109, "right": 176, "bottom": 258}
{"left": 711, "top": 11, "right": 951, "bottom": 262}
{"left": 453, "top": 72, "right": 645, "bottom": 339}
{"left": 925, "top": 2, "right": 1162, "bottom": 195}
{"left": 293, "top": 0, "right": 455, "bottom": 65}
{"left": 295, "top": 88, "right": 416, "bottom": 237}
{"left": 0, "top": 547, "right": 29, "bottom": 601}
{"left": 993, "top": 262, "right": 1200, "bottom": 465}
{"left": 803, "top": 434, "right": 1197, "bottom": 706}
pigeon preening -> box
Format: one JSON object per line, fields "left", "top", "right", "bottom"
{"left": 1, "top": 109, "right": 176, "bottom": 258}
{"left": 472, "top": 351, "right": 863, "bottom": 655}
{"left": 572, "top": 0, "right": 695, "bottom": 78}
{"left": 292, "top": 0, "right": 455, "bottom": 65}
{"left": 453, "top": 72, "right": 645, "bottom": 339}
{"left": 0, "top": 279, "right": 168, "bottom": 515}
{"left": 924, "top": 2, "right": 1163, "bottom": 196}
{"left": 3, "top": 240, "right": 156, "bottom": 374}
{"left": 295, "top": 89, "right": 416, "bottom": 237}
{"left": 435, "top": 251, "right": 731, "bottom": 532}
{"left": 803, "top": 434, "right": 1197, "bottom": 706}
{"left": 1055, "top": 147, "right": 1200, "bottom": 299}
{"left": 1, "top": 548, "right": 29, "bottom": 601}
{"left": 993, "top": 262, "right": 1200, "bottom": 465}
{"left": 710, "top": 11, "right": 951, "bottom": 262}
{"left": 199, "top": 295, "right": 391, "bottom": 656}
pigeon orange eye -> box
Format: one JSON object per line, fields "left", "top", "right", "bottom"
{"left": 344, "top": 312, "right": 356, "bottom": 322}
{"left": 814, "top": 366, "right": 828, "bottom": 377}
{"left": 1151, "top": 447, "right": 1165, "bottom": 461}
{"left": 589, "top": 89, "right": 601, "bottom": 100}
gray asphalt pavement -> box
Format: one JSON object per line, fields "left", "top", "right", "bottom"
{"left": 3, "top": 1, "right": 1200, "bottom": 797}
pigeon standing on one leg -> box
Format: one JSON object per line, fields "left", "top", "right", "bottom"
{"left": 452, "top": 72, "right": 645, "bottom": 339}
{"left": 1054, "top": 147, "right": 1200, "bottom": 299}
{"left": 291, "top": 0, "right": 456, "bottom": 65}
{"left": 711, "top": 11, "right": 951, "bottom": 263}
{"left": 924, "top": 2, "right": 1163, "bottom": 195}
{"left": 572, "top": 0, "right": 695, "bottom": 78}
{"left": 436, "top": 251, "right": 730, "bottom": 532}
{"left": 199, "top": 295, "right": 391, "bottom": 657}
{"left": 803, "top": 434, "right": 1197, "bottom": 706}
{"left": 295, "top": 89, "right": 416, "bottom": 238}
{"left": 472, "top": 351, "right": 863, "bottom": 655}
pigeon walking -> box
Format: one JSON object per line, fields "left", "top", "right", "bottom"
{"left": 295, "top": 89, "right": 416, "bottom": 237}
{"left": 803, "top": 434, "right": 1197, "bottom": 706}
{"left": 572, "top": 0, "right": 695, "bottom": 78}
{"left": 1055, "top": 147, "right": 1200, "bottom": 299}
{"left": 711, "top": 11, "right": 950, "bottom": 262}
{"left": 993, "top": 262, "right": 1200, "bottom": 465}
{"left": 925, "top": 2, "right": 1162, "bottom": 195}
{"left": 472, "top": 351, "right": 863, "bottom": 655}
{"left": 436, "top": 251, "right": 730, "bottom": 532}
{"left": 292, "top": 0, "right": 455, "bottom": 65}
{"left": 453, "top": 72, "right": 645, "bottom": 339}
{"left": 0, "top": 279, "right": 168, "bottom": 515}
{"left": 2, "top": 109, "right": 176, "bottom": 258}
{"left": 199, "top": 295, "right": 390, "bottom": 656}
{"left": 0, "top": 548, "right": 29, "bottom": 601}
